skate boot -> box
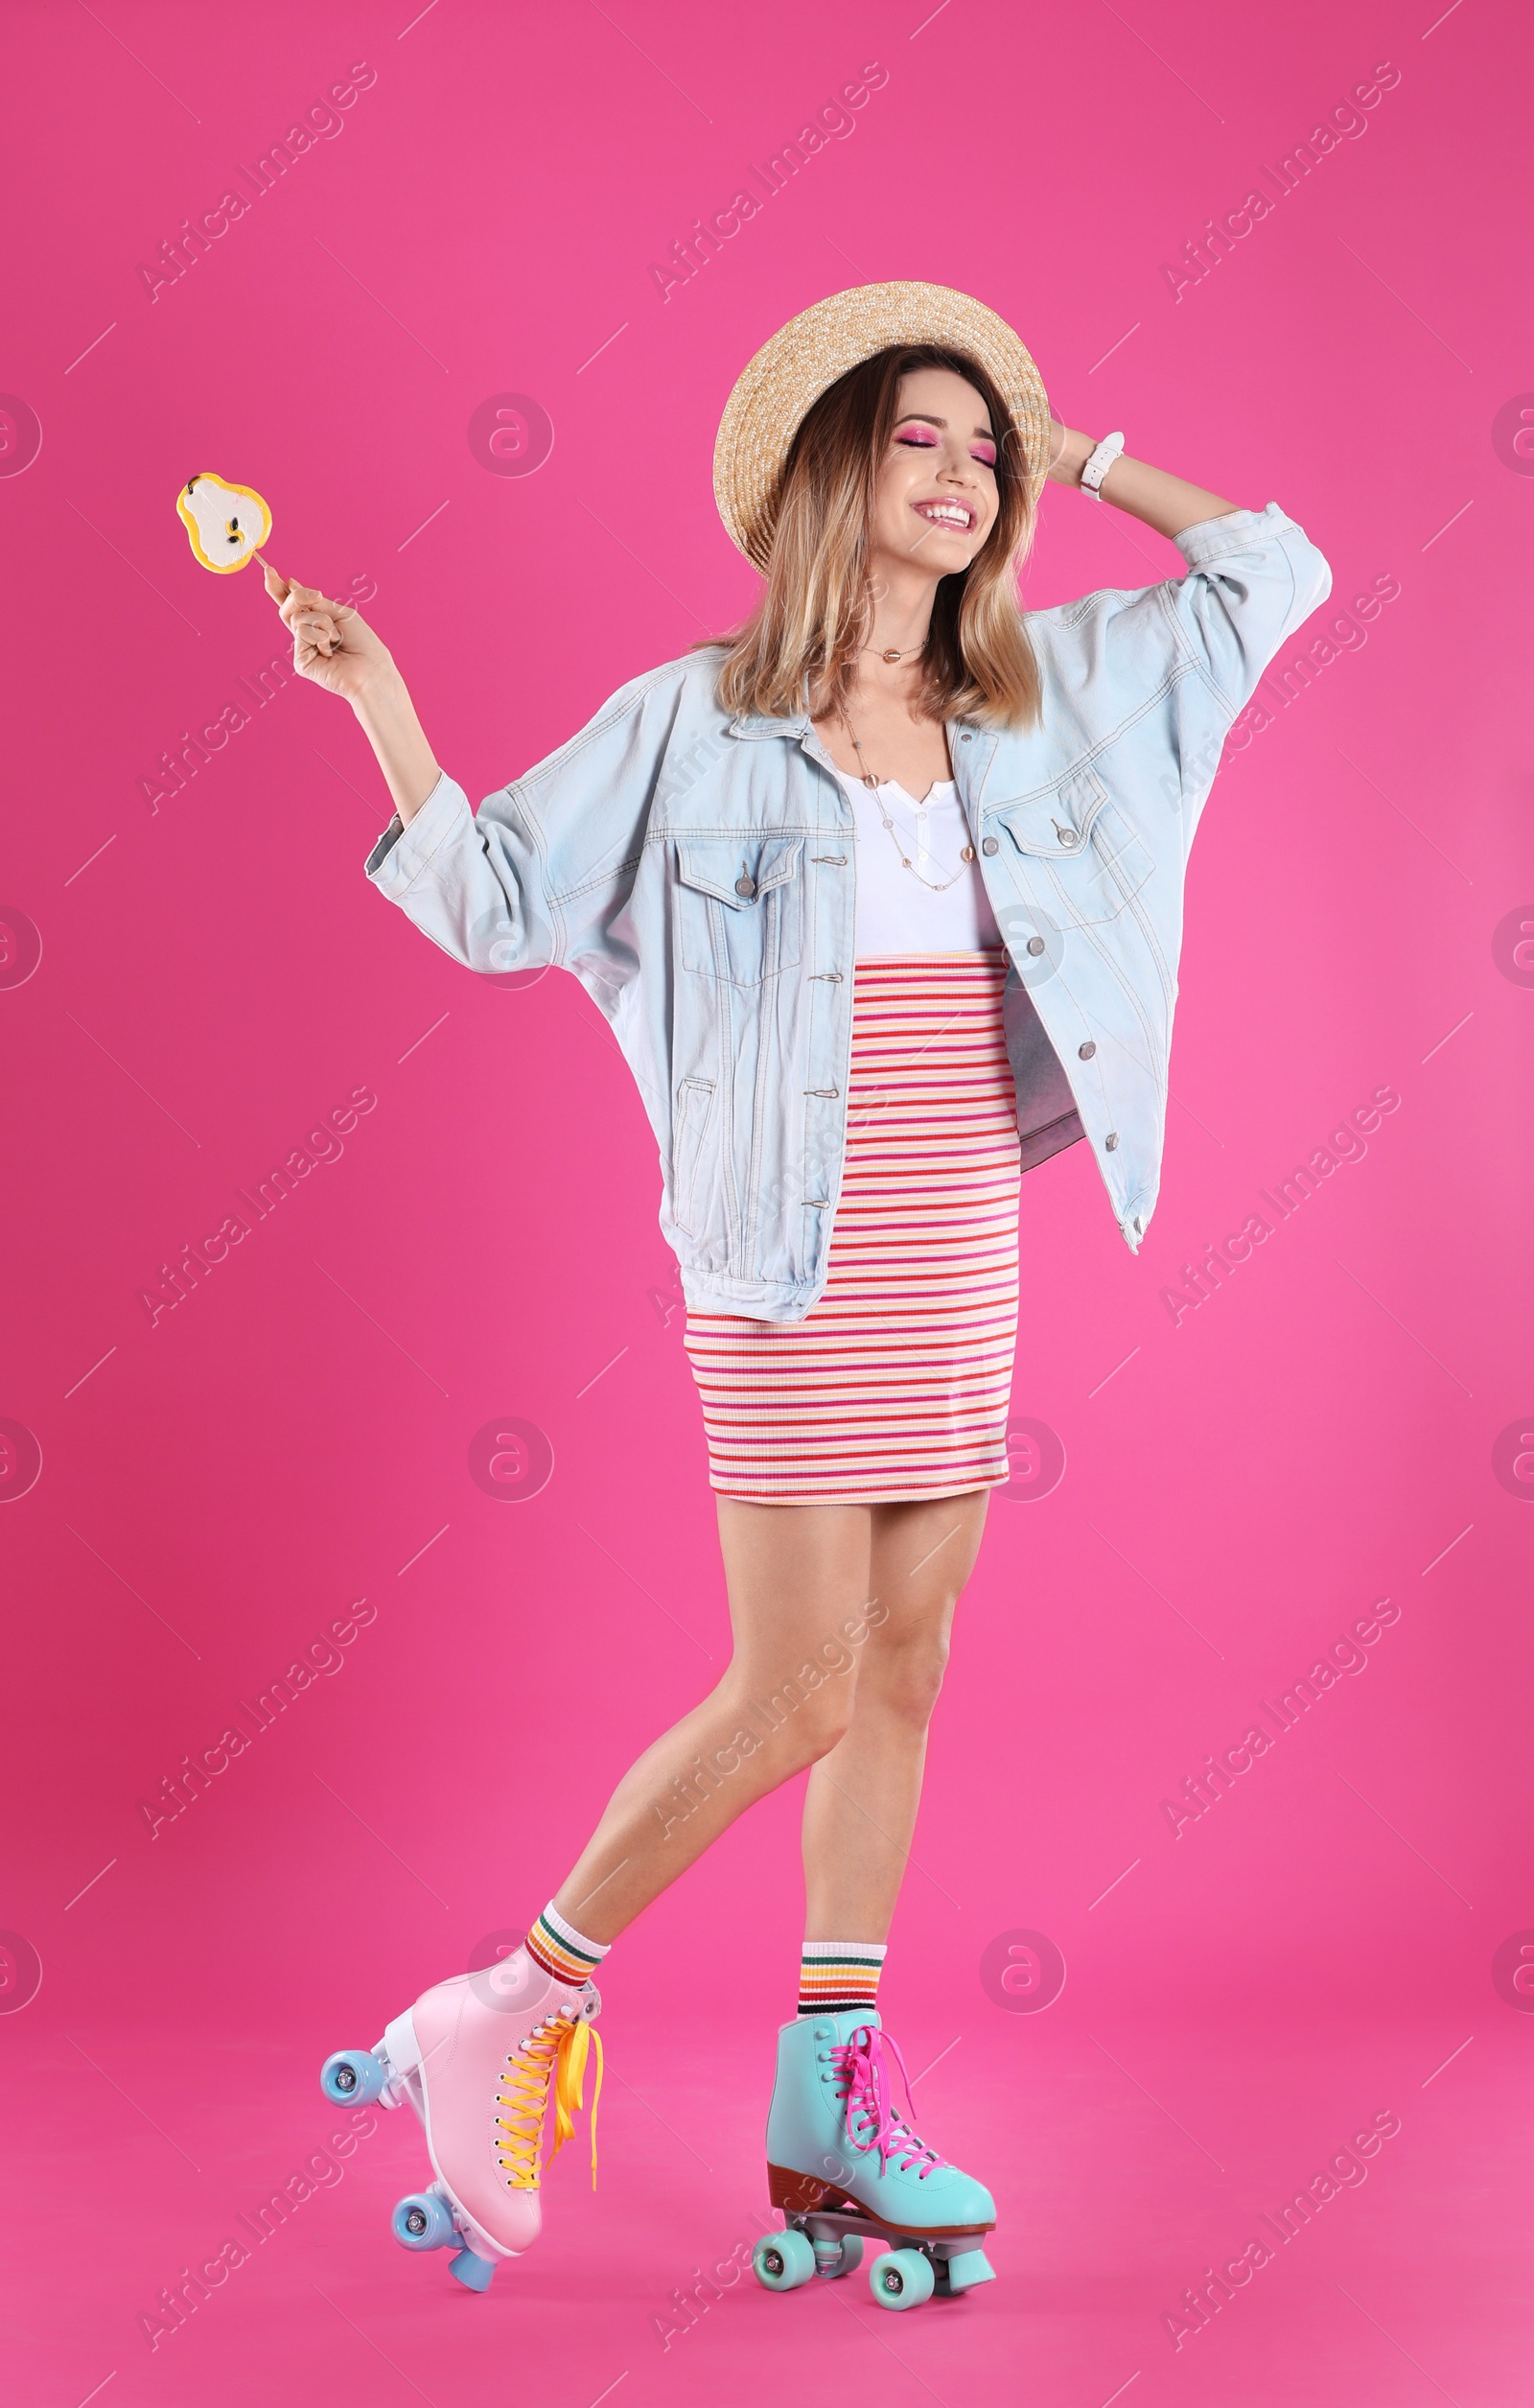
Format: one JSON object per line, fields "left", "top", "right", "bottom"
{"left": 320, "top": 1952, "right": 602, "bottom": 2291}
{"left": 755, "top": 2010, "right": 996, "bottom": 2312}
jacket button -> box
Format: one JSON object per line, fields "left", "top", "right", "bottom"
{"left": 1104, "top": 1132, "right": 1120, "bottom": 1151}
{"left": 960, "top": 733, "right": 972, "bottom": 742}
{"left": 1026, "top": 936, "right": 1045, "bottom": 955}
{"left": 982, "top": 836, "right": 998, "bottom": 855}
{"left": 734, "top": 874, "right": 755, "bottom": 898}
{"left": 1078, "top": 1040, "right": 1097, "bottom": 1059}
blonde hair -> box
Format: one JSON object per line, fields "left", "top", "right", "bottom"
{"left": 705, "top": 343, "right": 1041, "bottom": 731}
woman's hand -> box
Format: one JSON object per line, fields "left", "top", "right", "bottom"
{"left": 1045, "top": 414, "right": 1093, "bottom": 486}
{"left": 262, "top": 562, "right": 442, "bottom": 824}
{"left": 264, "top": 564, "right": 393, "bottom": 705}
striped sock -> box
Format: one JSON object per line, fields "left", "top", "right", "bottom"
{"left": 524, "top": 1902, "right": 609, "bottom": 1989}
{"left": 799, "top": 1940, "right": 887, "bottom": 2018}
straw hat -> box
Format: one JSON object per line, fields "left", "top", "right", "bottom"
{"left": 713, "top": 281, "right": 1052, "bottom": 570}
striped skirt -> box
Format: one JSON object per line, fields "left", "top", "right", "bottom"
{"left": 683, "top": 951, "right": 1022, "bottom": 1505}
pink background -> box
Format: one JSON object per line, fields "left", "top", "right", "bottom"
{"left": 2, "top": 2, "right": 1530, "bottom": 2401}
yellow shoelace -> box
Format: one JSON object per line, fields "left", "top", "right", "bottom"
{"left": 495, "top": 2016, "right": 604, "bottom": 2191}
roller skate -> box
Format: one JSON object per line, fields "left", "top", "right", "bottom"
{"left": 754, "top": 2011, "right": 996, "bottom": 2312}
{"left": 320, "top": 1951, "right": 602, "bottom": 2291}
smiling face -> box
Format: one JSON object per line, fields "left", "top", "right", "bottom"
{"left": 868, "top": 365, "right": 1000, "bottom": 591}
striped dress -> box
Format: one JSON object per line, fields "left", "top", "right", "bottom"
{"left": 683, "top": 950, "right": 1021, "bottom": 1504}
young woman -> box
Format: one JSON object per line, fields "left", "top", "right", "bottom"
{"left": 299, "top": 284, "right": 1331, "bottom": 2303}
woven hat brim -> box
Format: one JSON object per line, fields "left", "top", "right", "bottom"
{"left": 713, "top": 281, "right": 1052, "bottom": 570}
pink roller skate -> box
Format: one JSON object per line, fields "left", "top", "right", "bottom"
{"left": 321, "top": 1952, "right": 603, "bottom": 2290}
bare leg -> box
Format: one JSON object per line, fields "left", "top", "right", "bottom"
{"left": 551, "top": 1500, "right": 875, "bottom": 1943}
{"left": 802, "top": 1490, "right": 991, "bottom": 1941}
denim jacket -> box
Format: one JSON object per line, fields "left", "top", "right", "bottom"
{"left": 365, "top": 503, "right": 1331, "bottom": 1320}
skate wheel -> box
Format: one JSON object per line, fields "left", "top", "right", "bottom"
{"left": 391, "top": 2192, "right": 455, "bottom": 2252}
{"left": 448, "top": 2245, "right": 496, "bottom": 2292}
{"left": 320, "top": 2048, "right": 386, "bottom": 2108}
{"left": 870, "top": 2247, "right": 935, "bottom": 2310}
{"left": 816, "top": 2234, "right": 864, "bottom": 2279}
{"left": 753, "top": 2228, "right": 817, "bottom": 2291}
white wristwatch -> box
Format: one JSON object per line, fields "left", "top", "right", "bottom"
{"left": 1080, "top": 431, "right": 1125, "bottom": 496}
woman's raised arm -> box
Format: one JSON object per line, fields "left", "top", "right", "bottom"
{"left": 265, "top": 565, "right": 441, "bottom": 826}
{"left": 1046, "top": 417, "right": 1239, "bottom": 540}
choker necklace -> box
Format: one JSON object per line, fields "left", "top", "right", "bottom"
{"left": 837, "top": 706, "right": 975, "bottom": 888}
{"left": 861, "top": 642, "right": 922, "bottom": 663}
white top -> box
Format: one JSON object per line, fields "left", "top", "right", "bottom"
{"left": 832, "top": 768, "right": 1005, "bottom": 959}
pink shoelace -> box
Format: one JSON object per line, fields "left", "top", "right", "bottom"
{"left": 830, "top": 2022, "right": 948, "bottom": 2179}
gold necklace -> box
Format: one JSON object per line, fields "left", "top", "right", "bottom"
{"left": 837, "top": 706, "right": 977, "bottom": 888}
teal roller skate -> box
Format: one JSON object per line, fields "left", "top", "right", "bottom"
{"left": 754, "top": 2011, "right": 997, "bottom": 2312}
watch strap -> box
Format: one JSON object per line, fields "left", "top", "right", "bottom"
{"left": 1081, "top": 431, "right": 1126, "bottom": 496}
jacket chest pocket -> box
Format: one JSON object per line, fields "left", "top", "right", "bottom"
{"left": 989, "top": 770, "right": 1156, "bottom": 925}
{"left": 673, "top": 833, "right": 804, "bottom": 986}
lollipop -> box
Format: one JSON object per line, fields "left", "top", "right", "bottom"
{"left": 176, "top": 471, "right": 346, "bottom": 653}
{"left": 176, "top": 472, "right": 273, "bottom": 573}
